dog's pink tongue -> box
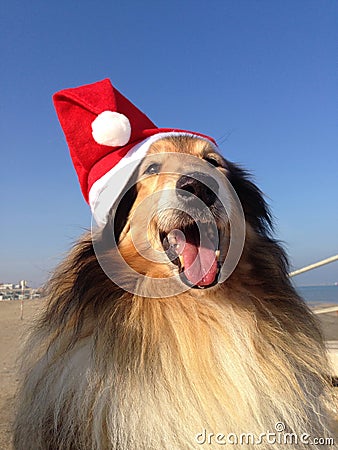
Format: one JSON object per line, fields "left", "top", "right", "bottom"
{"left": 182, "top": 237, "right": 217, "bottom": 287}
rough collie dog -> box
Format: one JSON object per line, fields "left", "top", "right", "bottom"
{"left": 14, "top": 135, "right": 335, "bottom": 449}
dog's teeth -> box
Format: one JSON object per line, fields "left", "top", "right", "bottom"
{"left": 168, "top": 236, "right": 177, "bottom": 245}
{"left": 215, "top": 250, "right": 220, "bottom": 260}
{"left": 178, "top": 255, "right": 184, "bottom": 268}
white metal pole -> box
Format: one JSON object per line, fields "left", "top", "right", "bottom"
{"left": 289, "top": 255, "right": 338, "bottom": 277}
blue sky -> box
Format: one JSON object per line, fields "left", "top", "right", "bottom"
{"left": 1, "top": 0, "right": 337, "bottom": 287}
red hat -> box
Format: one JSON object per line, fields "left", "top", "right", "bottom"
{"left": 53, "top": 79, "right": 217, "bottom": 226}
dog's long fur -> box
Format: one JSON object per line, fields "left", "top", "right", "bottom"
{"left": 14, "top": 136, "right": 335, "bottom": 449}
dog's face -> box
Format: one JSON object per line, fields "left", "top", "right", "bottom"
{"left": 102, "top": 135, "right": 251, "bottom": 292}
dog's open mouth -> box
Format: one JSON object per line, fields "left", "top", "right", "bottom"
{"left": 160, "top": 222, "right": 221, "bottom": 289}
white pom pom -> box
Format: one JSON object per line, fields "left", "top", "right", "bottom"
{"left": 91, "top": 111, "right": 131, "bottom": 147}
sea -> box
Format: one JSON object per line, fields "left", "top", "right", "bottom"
{"left": 295, "top": 285, "right": 338, "bottom": 306}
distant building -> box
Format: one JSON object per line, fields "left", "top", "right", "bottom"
{"left": 0, "top": 281, "right": 42, "bottom": 301}
{"left": 0, "top": 283, "right": 15, "bottom": 290}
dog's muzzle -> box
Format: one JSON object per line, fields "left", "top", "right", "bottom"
{"left": 158, "top": 172, "right": 222, "bottom": 289}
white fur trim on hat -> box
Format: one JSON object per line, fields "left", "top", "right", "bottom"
{"left": 91, "top": 111, "right": 131, "bottom": 147}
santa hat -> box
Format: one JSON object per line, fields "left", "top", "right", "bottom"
{"left": 53, "top": 79, "right": 217, "bottom": 226}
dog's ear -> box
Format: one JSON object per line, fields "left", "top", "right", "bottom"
{"left": 225, "top": 160, "right": 273, "bottom": 236}
{"left": 101, "top": 168, "right": 140, "bottom": 247}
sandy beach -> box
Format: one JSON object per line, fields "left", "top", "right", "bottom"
{"left": 0, "top": 300, "right": 42, "bottom": 449}
{"left": 0, "top": 299, "right": 337, "bottom": 448}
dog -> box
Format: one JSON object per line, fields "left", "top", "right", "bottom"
{"left": 14, "top": 135, "right": 335, "bottom": 449}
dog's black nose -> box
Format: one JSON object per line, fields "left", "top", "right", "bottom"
{"left": 176, "top": 172, "right": 219, "bottom": 206}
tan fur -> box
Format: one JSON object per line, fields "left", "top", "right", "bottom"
{"left": 14, "top": 136, "right": 336, "bottom": 449}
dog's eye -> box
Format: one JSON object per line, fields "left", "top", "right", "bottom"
{"left": 204, "top": 157, "right": 220, "bottom": 168}
{"left": 144, "top": 163, "right": 161, "bottom": 175}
